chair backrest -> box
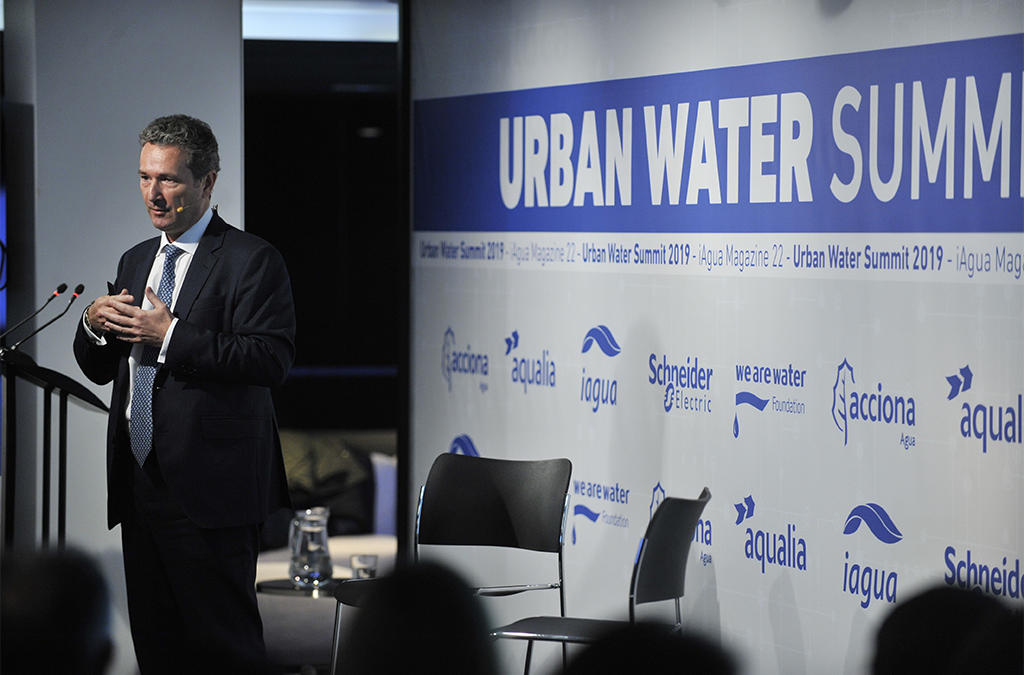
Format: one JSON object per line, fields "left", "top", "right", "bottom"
{"left": 416, "top": 453, "right": 573, "bottom": 553}
{"left": 628, "top": 487, "right": 711, "bottom": 620}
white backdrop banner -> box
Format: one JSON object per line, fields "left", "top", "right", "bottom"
{"left": 411, "top": 33, "right": 1023, "bottom": 675}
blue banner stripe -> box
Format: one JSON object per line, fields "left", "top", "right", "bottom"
{"left": 414, "top": 35, "right": 1022, "bottom": 234}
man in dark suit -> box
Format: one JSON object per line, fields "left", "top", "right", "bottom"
{"left": 74, "top": 114, "right": 295, "bottom": 674}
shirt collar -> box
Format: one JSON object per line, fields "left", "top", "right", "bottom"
{"left": 159, "top": 206, "right": 214, "bottom": 255}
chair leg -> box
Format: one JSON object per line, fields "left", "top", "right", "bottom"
{"left": 330, "top": 602, "right": 343, "bottom": 675}
{"left": 562, "top": 642, "right": 567, "bottom": 671}
{"left": 523, "top": 640, "right": 534, "bottom": 675}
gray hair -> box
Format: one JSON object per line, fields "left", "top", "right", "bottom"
{"left": 139, "top": 114, "right": 220, "bottom": 181}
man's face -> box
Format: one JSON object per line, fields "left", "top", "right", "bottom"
{"left": 139, "top": 143, "right": 215, "bottom": 241}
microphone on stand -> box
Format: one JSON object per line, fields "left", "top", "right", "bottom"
{"left": 9, "top": 284, "right": 85, "bottom": 351}
{"left": 0, "top": 284, "right": 67, "bottom": 343}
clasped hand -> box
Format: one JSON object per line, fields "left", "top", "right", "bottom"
{"left": 91, "top": 288, "right": 173, "bottom": 346}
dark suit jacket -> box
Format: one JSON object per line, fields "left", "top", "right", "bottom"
{"left": 74, "top": 213, "right": 295, "bottom": 530}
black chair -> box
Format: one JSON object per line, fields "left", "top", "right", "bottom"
{"left": 491, "top": 487, "right": 711, "bottom": 675}
{"left": 330, "top": 453, "right": 573, "bottom": 675}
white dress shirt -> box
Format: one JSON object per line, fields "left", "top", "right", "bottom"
{"left": 83, "top": 207, "right": 214, "bottom": 421}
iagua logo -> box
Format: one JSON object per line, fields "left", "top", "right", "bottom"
{"left": 580, "top": 325, "right": 620, "bottom": 413}
{"left": 735, "top": 494, "right": 807, "bottom": 574}
{"left": 442, "top": 327, "right": 489, "bottom": 393}
{"left": 733, "top": 362, "right": 807, "bottom": 437}
{"left": 570, "top": 476, "right": 630, "bottom": 544}
{"left": 448, "top": 434, "right": 481, "bottom": 457}
{"left": 831, "top": 359, "right": 916, "bottom": 447}
{"left": 648, "top": 353, "right": 714, "bottom": 414}
{"left": 841, "top": 503, "right": 901, "bottom": 609}
{"left": 505, "top": 330, "right": 556, "bottom": 394}
{"left": 944, "top": 547, "right": 1024, "bottom": 599}
{"left": 946, "top": 364, "right": 1022, "bottom": 454}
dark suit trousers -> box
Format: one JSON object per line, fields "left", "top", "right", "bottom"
{"left": 121, "top": 452, "right": 268, "bottom": 675}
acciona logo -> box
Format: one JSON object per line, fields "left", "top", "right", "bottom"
{"left": 442, "top": 326, "right": 489, "bottom": 393}
{"left": 831, "top": 359, "right": 916, "bottom": 447}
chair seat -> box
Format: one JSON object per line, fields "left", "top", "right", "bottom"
{"left": 491, "top": 616, "right": 629, "bottom": 644}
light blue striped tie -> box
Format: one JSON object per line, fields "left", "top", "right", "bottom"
{"left": 129, "top": 244, "right": 183, "bottom": 467}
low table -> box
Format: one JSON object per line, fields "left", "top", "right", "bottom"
{"left": 256, "top": 535, "right": 397, "bottom": 670}
{"left": 256, "top": 577, "right": 343, "bottom": 598}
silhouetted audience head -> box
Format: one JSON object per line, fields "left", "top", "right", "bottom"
{"left": 873, "top": 585, "right": 1021, "bottom": 675}
{"left": 1, "top": 547, "right": 113, "bottom": 675}
{"left": 339, "top": 561, "right": 497, "bottom": 675}
{"left": 948, "top": 605, "right": 1023, "bottom": 674}
{"left": 563, "top": 622, "right": 737, "bottom": 675}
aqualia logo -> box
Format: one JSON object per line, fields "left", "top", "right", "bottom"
{"left": 505, "top": 330, "right": 556, "bottom": 394}
{"left": 442, "top": 327, "right": 489, "bottom": 393}
{"left": 647, "top": 353, "right": 714, "bottom": 414}
{"left": 735, "top": 494, "right": 807, "bottom": 574}
{"left": 831, "top": 359, "right": 916, "bottom": 447}
{"left": 841, "top": 503, "right": 901, "bottom": 609}
{"left": 733, "top": 362, "right": 807, "bottom": 437}
{"left": 570, "top": 476, "right": 630, "bottom": 544}
{"left": 946, "top": 364, "right": 1022, "bottom": 454}
{"left": 580, "top": 325, "right": 620, "bottom": 412}
{"left": 448, "top": 434, "right": 481, "bottom": 456}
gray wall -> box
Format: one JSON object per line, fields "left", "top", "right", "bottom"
{"left": 411, "top": 0, "right": 1022, "bottom": 100}
{"left": 4, "top": 2, "right": 243, "bottom": 672}
{"left": 408, "top": 2, "right": 1023, "bottom": 675}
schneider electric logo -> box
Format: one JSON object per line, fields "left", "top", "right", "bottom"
{"left": 442, "top": 327, "right": 489, "bottom": 393}
{"left": 648, "top": 353, "right": 714, "bottom": 414}
{"left": 946, "top": 364, "right": 1022, "bottom": 454}
{"left": 831, "top": 359, "right": 916, "bottom": 447}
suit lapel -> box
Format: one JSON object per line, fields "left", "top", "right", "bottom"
{"left": 173, "top": 213, "right": 226, "bottom": 319}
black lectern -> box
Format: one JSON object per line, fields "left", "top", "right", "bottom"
{"left": 1, "top": 348, "right": 108, "bottom": 549}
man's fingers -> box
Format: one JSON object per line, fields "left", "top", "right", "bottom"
{"left": 145, "top": 287, "right": 167, "bottom": 310}
{"left": 108, "top": 299, "right": 141, "bottom": 316}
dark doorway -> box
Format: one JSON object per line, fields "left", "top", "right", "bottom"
{"left": 244, "top": 40, "right": 401, "bottom": 429}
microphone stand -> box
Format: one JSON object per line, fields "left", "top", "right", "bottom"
{"left": 0, "top": 284, "right": 67, "bottom": 345}
{"left": 1, "top": 285, "right": 106, "bottom": 551}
